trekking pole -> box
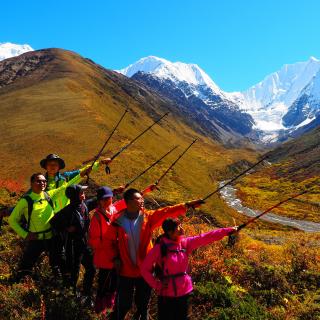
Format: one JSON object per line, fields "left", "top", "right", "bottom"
{"left": 227, "top": 183, "right": 318, "bottom": 246}
{"left": 155, "top": 138, "right": 198, "bottom": 186}
{"left": 237, "top": 190, "right": 309, "bottom": 231}
{"left": 105, "top": 112, "right": 169, "bottom": 173}
{"left": 86, "top": 108, "right": 129, "bottom": 182}
{"left": 124, "top": 145, "right": 178, "bottom": 189}
{"left": 202, "top": 155, "right": 269, "bottom": 201}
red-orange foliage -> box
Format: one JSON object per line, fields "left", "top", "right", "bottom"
{"left": 0, "top": 178, "right": 25, "bottom": 194}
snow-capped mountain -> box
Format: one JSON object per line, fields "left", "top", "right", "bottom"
{"left": 282, "top": 68, "right": 320, "bottom": 128}
{"left": 0, "top": 42, "right": 33, "bottom": 61}
{"left": 231, "top": 57, "right": 320, "bottom": 138}
{"left": 118, "top": 56, "right": 320, "bottom": 144}
{"left": 119, "top": 56, "right": 254, "bottom": 138}
{"left": 119, "top": 56, "right": 223, "bottom": 96}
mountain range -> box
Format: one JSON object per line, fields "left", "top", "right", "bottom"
{"left": 119, "top": 56, "right": 320, "bottom": 143}
{"left": 1, "top": 42, "right": 319, "bottom": 145}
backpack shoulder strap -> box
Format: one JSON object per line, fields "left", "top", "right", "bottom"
{"left": 22, "top": 195, "right": 34, "bottom": 231}
{"left": 160, "top": 241, "right": 168, "bottom": 258}
{"left": 56, "top": 173, "right": 67, "bottom": 188}
{"left": 43, "top": 192, "right": 54, "bottom": 209}
{"left": 93, "top": 212, "right": 103, "bottom": 241}
{"left": 93, "top": 211, "right": 110, "bottom": 242}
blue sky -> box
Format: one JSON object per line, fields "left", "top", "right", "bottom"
{"left": 2, "top": 0, "right": 320, "bottom": 91}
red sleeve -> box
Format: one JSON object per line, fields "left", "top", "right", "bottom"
{"left": 147, "top": 203, "right": 187, "bottom": 231}
{"left": 113, "top": 199, "right": 127, "bottom": 213}
{"left": 141, "top": 185, "right": 153, "bottom": 195}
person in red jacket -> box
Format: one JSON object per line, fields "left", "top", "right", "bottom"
{"left": 141, "top": 218, "right": 237, "bottom": 320}
{"left": 88, "top": 186, "right": 124, "bottom": 314}
{"left": 88, "top": 184, "right": 157, "bottom": 314}
{"left": 110, "top": 188, "right": 204, "bottom": 320}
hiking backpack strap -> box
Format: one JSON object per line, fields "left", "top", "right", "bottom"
{"left": 22, "top": 195, "right": 34, "bottom": 231}
{"left": 93, "top": 211, "right": 110, "bottom": 242}
{"left": 43, "top": 192, "right": 54, "bottom": 209}
{"left": 159, "top": 240, "right": 188, "bottom": 296}
{"left": 22, "top": 193, "right": 54, "bottom": 232}
{"left": 55, "top": 173, "right": 67, "bottom": 189}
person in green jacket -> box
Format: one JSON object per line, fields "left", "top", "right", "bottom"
{"left": 40, "top": 154, "right": 110, "bottom": 212}
{"left": 8, "top": 172, "right": 83, "bottom": 282}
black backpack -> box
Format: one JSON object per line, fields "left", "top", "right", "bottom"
{"left": 21, "top": 192, "right": 54, "bottom": 231}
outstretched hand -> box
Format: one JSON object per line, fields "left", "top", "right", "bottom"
{"left": 227, "top": 226, "right": 240, "bottom": 247}
{"left": 185, "top": 199, "right": 205, "bottom": 209}
{"left": 113, "top": 185, "right": 126, "bottom": 195}
{"left": 81, "top": 167, "right": 92, "bottom": 177}
{"left": 229, "top": 226, "right": 239, "bottom": 234}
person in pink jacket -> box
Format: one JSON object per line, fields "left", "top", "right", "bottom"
{"left": 141, "top": 218, "right": 237, "bottom": 320}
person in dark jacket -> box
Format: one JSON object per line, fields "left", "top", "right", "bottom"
{"left": 50, "top": 184, "right": 96, "bottom": 304}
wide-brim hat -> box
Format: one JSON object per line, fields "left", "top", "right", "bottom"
{"left": 40, "top": 154, "right": 66, "bottom": 169}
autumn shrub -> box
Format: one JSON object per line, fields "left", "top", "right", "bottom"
{"left": 0, "top": 278, "right": 41, "bottom": 319}
{"left": 286, "top": 243, "right": 320, "bottom": 293}
{"left": 238, "top": 262, "right": 290, "bottom": 307}
{"left": 193, "top": 281, "right": 275, "bottom": 320}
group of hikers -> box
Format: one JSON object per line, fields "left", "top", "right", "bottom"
{"left": 2, "top": 152, "right": 237, "bottom": 320}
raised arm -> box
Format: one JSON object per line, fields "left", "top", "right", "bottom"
{"left": 147, "top": 199, "right": 204, "bottom": 231}
{"left": 47, "top": 173, "right": 82, "bottom": 199}
{"left": 186, "top": 227, "right": 235, "bottom": 253}
{"left": 147, "top": 203, "right": 187, "bottom": 231}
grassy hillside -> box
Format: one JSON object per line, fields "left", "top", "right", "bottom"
{"left": 0, "top": 48, "right": 259, "bottom": 225}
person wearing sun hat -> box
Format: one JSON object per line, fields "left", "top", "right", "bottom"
{"left": 40, "top": 153, "right": 112, "bottom": 213}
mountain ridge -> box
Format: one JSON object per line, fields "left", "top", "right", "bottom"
{"left": 119, "top": 55, "right": 320, "bottom": 143}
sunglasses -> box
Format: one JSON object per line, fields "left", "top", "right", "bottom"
{"left": 35, "top": 179, "right": 47, "bottom": 184}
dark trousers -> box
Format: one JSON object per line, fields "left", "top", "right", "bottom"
{"left": 65, "top": 238, "right": 96, "bottom": 295}
{"left": 111, "top": 276, "right": 152, "bottom": 320}
{"left": 97, "top": 268, "right": 117, "bottom": 298}
{"left": 158, "top": 294, "right": 190, "bottom": 320}
{"left": 16, "top": 238, "right": 60, "bottom": 281}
